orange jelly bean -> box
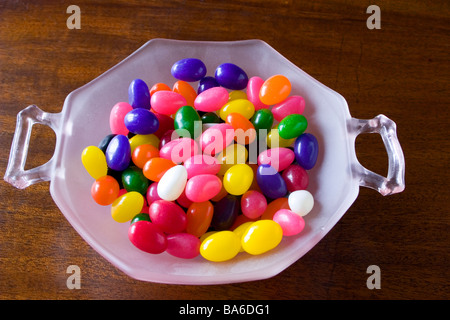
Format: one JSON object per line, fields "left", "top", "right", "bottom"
{"left": 142, "top": 157, "right": 176, "bottom": 182}
{"left": 225, "top": 112, "right": 257, "bottom": 145}
{"left": 173, "top": 80, "right": 197, "bottom": 107}
{"left": 150, "top": 82, "right": 171, "bottom": 96}
{"left": 131, "top": 144, "right": 160, "bottom": 169}
{"left": 259, "top": 75, "right": 291, "bottom": 105}
{"left": 260, "top": 197, "right": 290, "bottom": 220}
{"left": 186, "top": 201, "right": 214, "bottom": 237}
{"left": 91, "top": 175, "right": 120, "bottom": 206}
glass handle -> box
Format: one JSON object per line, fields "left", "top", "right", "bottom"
{"left": 4, "top": 105, "right": 61, "bottom": 189}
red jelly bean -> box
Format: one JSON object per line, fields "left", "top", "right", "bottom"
{"left": 281, "top": 164, "right": 309, "bottom": 192}
{"left": 241, "top": 190, "right": 267, "bottom": 219}
{"left": 166, "top": 233, "right": 201, "bottom": 259}
{"left": 186, "top": 201, "right": 214, "bottom": 237}
{"left": 148, "top": 200, "right": 187, "bottom": 234}
{"left": 128, "top": 220, "right": 167, "bottom": 254}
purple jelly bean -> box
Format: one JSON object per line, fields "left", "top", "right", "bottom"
{"left": 171, "top": 58, "right": 207, "bottom": 82}
{"left": 214, "top": 63, "right": 248, "bottom": 90}
{"left": 197, "top": 76, "right": 220, "bottom": 94}
{"left": 128, "top": 79, "right": 150, "bottom": 110}
{"left": 294, "top": 133, "right": 319, "bottom": 170}
{"left": 256, "top": 164, "right": 287, "bottom": 199}
{"left": 124, "top": 108, "right": 159, "bottom": 135}
{"left": 211, "top": 195, "right": 240, "bottom": 231}
{"left": 106, "top": 134, "right": 131, "bottom": 171}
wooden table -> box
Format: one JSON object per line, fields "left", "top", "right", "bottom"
{"left": 0, "top": 1, "right": 448, "bottom": 301}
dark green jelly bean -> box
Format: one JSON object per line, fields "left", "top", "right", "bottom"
{"left": 174, "top": 105, "right": 202, "bottom": 139}
{"left": 278, "top": 114, "right": 308, "bottom": 140}
{"left": 201, "top": 112, "right": 222, "bottom": 124}
{"left": 121, "top": 166, "right": 149, "bottom": 195}
{"left": 251, "top": 109, "right": 274, "bottom": 136}
{"left": 131, "top": 213, "right": 151, "bottom": 225}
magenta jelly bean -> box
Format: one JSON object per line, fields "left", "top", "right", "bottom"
{"left": 183, "top": 154, "right": 220, "bottom": 179}
{"left": 124, "top": 108, "right": 159, "bottom": 135}
{"left": 272, "top": 209, "right": 305, "bottom": 236}
{"left": 171, "top": 58, "right": 207, "bottom": 82}
{"left": 176, "top": 188, "right": 193, "bottom": 208}
{"left": 110, "top": 102, "right": 133, "bottom": 135}
{"left": 159, "top": 137, "right": 199, "bottom": 164}
{"left": 257, "top": 147, "right": 295, "bottom": 172}
{"left": 166, "top": 233, "right": 201, "bottom": 259}
{"left": 241, "top": 190, "right": 267, "bottom": 219}
{"left": 185, "top": 174, "right": 222, "bottom": 202}
{"left": 128, "top": 220, "right": 167, "bottom": 254}
{"left": 150, "top": 91, "right": 187, "bottom": 115}
{"left": 200, "top": 123, "right": 235, "bottom": 156}
{"left": 271, "top": 96, "right": 306, "bottom": 122}
{"left": 128, "top": 79, "right": 151, "bottom": 110}
{"left": 146, "top": 182, "right": 162, "bottom": 205}
{"left": 247, "top": 76, "right": 268, "bottom": 110}
{"left": 149, "top": 200, "right": 187, "bottom": 234}
{"left": 194, "top": 86, "right": 229, "bottom": 112}
{"left": 281, "top": 164, "right": 309, "bottom": 192}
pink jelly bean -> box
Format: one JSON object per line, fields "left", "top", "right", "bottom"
{"left": 257, "top": 147, "right": 295, "bottom": 172}
{"left": 273, "top": 209, "right": 305, "bottom": 236}
{"left": 150, "top": 91, "right": 187, "bottom": 115}
{"left": 246, "top": 76, "right": 269, "bottom": 110}
{"left": 146, "top": 182, "right": 162, "bottom": 205}
{"left": 166, "top": 233, "right": 201, "bottom": 259}
{"left": 149, "top": 200, "right": 187, "bottom": 234}
{"left": 200, "top": 123, "right": 235, "bottom": 156}
{"left": 271, "top": 96, "right": 305, "bottom": 122}
{"left": 185, "top": 174, "right": 222, "bottom": 202}
{"left": 128, "top": 220, "right": 167, "bottom": 254}
{"left": 159, "top": 137, "right": 199, "bottom": 164}
{"left": 110, "top": 102, "right": 133, "bottom": 135}
{"left": 241, "top": 190, "right": 267, "bottom": 219}
{"left": 184, "top": 154, "right": 221, "bottom": 179}
{"left": 194, "top": 86, "right": 229, "bottom": 112}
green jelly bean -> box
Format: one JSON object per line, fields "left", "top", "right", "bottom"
{"left": 201, "top": 112, "right": 222, "bottom": 124}
{"left": 122, "top": 166, "right": 149, "bottom": 195}
{"left": 174, "top": 105, "right": 202, "bottom": 139}
{"left": 278, "top": 114, "right": 308, "bottom": 139}
{"left": 131, "top": 212, "right": 151, "bottom": 225}
{"left": 251, "top": 109, "right": 274, "bottom": 136}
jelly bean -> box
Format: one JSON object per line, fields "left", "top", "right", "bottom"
{"left": 174, "top": 105, "right": 202, "bottom": 139}
{"left": 229, "top": 90, "right": 247, "bottom": 101}
{"left": 166, "top": 233, "right": 201, "bottom": 259}
{"left": 201, "top": 112, "right": 222, "bottom": 124}
{"left": 271, "top": 96, "right": 305, "bottom": 122}
{"left": 129, "top": 134, "right": 160, "bottom": 152}
{"left": 251, "top": 109, "right": 274, "bottom": 134}
{"left": 146, "top": 182, "right": 162, "bottom": 205}
{"left": 200, "top": 123, "right": 235, "bottom": 156}
{"left": 257, "top": 147, "right": 295, "bottom": 172}
{"left": 159, "top": 129, "right": 179, "bottom": 149}
{"left": 211, "top": 194, "right": 240, "bottom": 231}
{"left": 223, "top": 164, "right": 253, "bottom": 196}
{"left": 128, "top": 79, "right": 150, "bottom": 109}
{"left": 149, "top": 200, "right": 187, "bottom": 234}
{"left": 225, "top": 112, "right": 256, "bottom": 145}
{"left": 219, "top": 99, "right": 255, "bottom": 120}
{"left": 149, "top": 82, "right": 171, "bottom": 96}
{"left": 150, "top": 91, "right": 187, "bottom": 115}
{"left": 172, "top": 80, "right": 197, "bottom": 107}
{"left": 241, "top": 190, "right": 267, "bottom": 219}
{"left": 260, "top": 197, "right": 290, "bottom": 220}
{"left": 153, "top": 113, "right": 175, "bottom": 139}
{"left": 156, "top": 165, "right": 188, "bottom": 201}
{"left": 216, "top": 143, "right": 248, "bottom": 175}
{"left": 91, "top": 175, "right": 120, "bottom": 206}
{"left": 105, "top": 134, "right": 131, "bottom": 171}
{"left": 259, "top": 74, "right": 291, "bottom": 105}
{"left": 184, "top": 154, "right": 220, "bottom": 179}
{"left": 142, "top": 157, "right": 176, "bottom": 182}
{"left": 124, "top": 108, "right": 159, "bottom": 135}
{"left": 256, "top": 164, "right": 287, "bottom": 199}
{"left": 121, "top": 166, "right": 149, "bottom": 195}
{"left": 98, "top": 134, "right": 116, "bottom": 153}
{"left": 278, "top": 114, "right": 308, "bottom": 139}
{"left": 266, "top": 128, "right": 295, "bottom": 148}
{"left": 171, "top": 58, "right": 207, "bottom": 82}
{"left": 288, "top": 190, "right": 314, "bottom": 216}
{"left": 130, "top": 212, "right": 151, "bottom": 225}
{"left": 200, "top": 231, "right": 241, "bottom": 262}
{"left": 159, "top": 137, "right": 199, "bottom": 164}
{"left": 176, "top": 189, "right": 194, "bottom": 208}
{"left": 82, "top": 145, "right": 108, "bottom": 179}
{"left": 186, "top": 201, "right": 214, "bottom": 237}
{"left": 273, "top": 209, "right": 305, "bottom": 236}
{"left": 281, "top": 164, "right": 309, "bottom": 192}
{"left": 131, "top": 144, "right": 159, "bottom": 169}
{"left": 232, "top": 221, "right": 254, "bottom": 252}
{"left": 110, "top": 102, "right": 133, "bottom": 135}
{"left": 185, "top": 174, "right": 222, "bottom": 203}
{"left": 111, "top": 191, "right": 144, "bottom": 223}
{"left": 241, "top": 220, "right": 283, "bottom": 255}
{"left": 128, "top": 220, "right": 167, "bottom": 254}
{"left": 246, "top": 76, "right": 269, "bottom": 110}
{"left": 215, "top": 63, "right": 248, "bottom": 90}
{"left": 294, "top": 133, "right": 319, "bottom": 170}
{"left": 197, "top": 76, "right": 219, "bottom": 94}
{"left": 194, "top": 86, "right": 229, "bottom": 112}
{"left": 199, "top": 230, "right": 217, "bottom": 243}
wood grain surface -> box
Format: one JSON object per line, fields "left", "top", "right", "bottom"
{"left": 0, "top": 0, "right": 448, "bottom": 300}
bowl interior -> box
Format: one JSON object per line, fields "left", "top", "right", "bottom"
{"left": 50, "top": 39, "right": 359, "bottom": 284}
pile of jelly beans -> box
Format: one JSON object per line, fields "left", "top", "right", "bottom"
{"left": 81, "top": 58, "right": 319, "bottom": 262}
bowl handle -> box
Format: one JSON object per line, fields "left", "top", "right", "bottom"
{"left": 4, "top": 105, "right": 61, "bottom": 189}
{"left": 348, "top": 114, "right": 405, "bottom": 196}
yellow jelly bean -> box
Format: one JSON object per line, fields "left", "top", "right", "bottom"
{"left": 81, "top": 146, "right": 108, "bottom": 179}
{"left": 267, "top": 128, "right": 296, "bottom": 148}
{"left": 219, "top": 99, "right": 255, "bottom": 120}
{"left": 129, "top": 134, "right": 160, "bottom": 153}
{"left": 223, "top": 164, "right": 254, "bottom": 196}
{"left": 233, "top": 221, "right": 254, "bottom": 252}
{"left": 241, "top": 220, "right": 283, "bottom": 255}
{"left": 216, "top": 143, "right": 248, "bottom": 175}
{"left": 200, "top": 231, "right": 241, "bottom": 262}
{"left": 228, "top": 90, "right": 247, "bottom": 101}
{"left": 111, "top": 191, "right": 144, "bottom": 223}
